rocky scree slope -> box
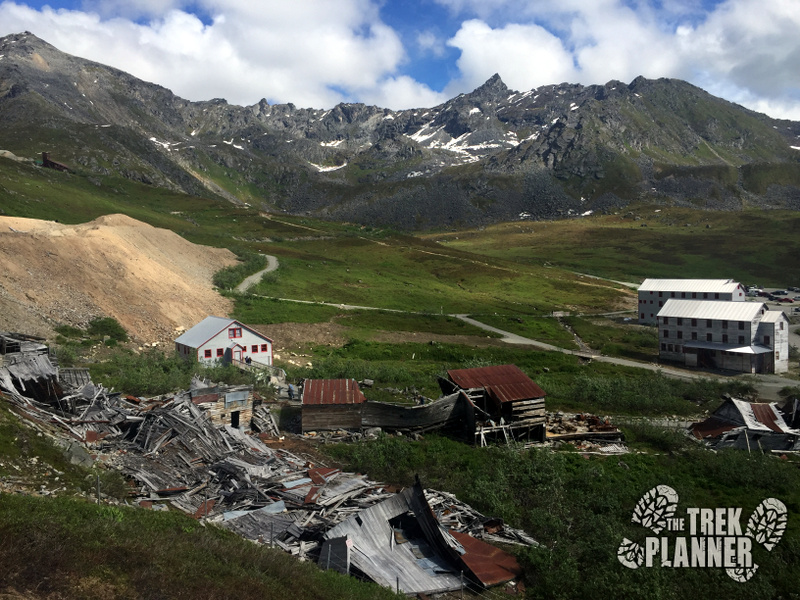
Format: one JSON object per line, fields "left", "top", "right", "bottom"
{"left": 2, "top": 32, "right": 800, "bottom": 229}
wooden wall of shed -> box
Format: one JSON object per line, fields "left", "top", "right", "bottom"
{"left": 361, "top": 393, "right": 468, "bottom": 433}
{"left": 302, "top": 404, "right": 363, "bottom": 432}
{"left": 198, "top": 390, "right": 254, "bottom": 430}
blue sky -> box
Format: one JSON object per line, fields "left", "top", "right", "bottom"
{"left": 1, "top": 0, "right": 799, "bottom": 119}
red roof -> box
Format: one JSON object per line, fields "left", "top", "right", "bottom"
{"left": 751, "top": 403, "right": 785, "bottom": 433}
{"left": 447, "top": 365, "right": 545, "bottom": 403}
{"left": 690, "top": 416, "right": 736, "bottom": 439}
{"left": 302, "top": 379, "right": 366, "bottom": 405}
{"left": 451, "top": 530, "right": 522, "bottom": 587}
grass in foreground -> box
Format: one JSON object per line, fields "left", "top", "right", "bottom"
{"left": 326, "top": 434, "right": 800, "bottom": 600}
{"left": 0, "top": 494, "right": 398, "bottom": 600}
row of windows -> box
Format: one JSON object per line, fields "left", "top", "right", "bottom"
{"left": 647, "top": 291, "right": 723, "bottom": 299}
{"left": 203, "top": 343, "right": 270, "bottom": 358}
{"left": 662, "top": 317, "right": 747, "bottom": 329}
{"left": 662, "top": 331, "right": 748, "bottom": 344}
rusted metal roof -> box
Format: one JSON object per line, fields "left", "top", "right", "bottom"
{"left": 302, "top": 379, "right": 366, "bottom": 405}
{"left": 690, "top": 399, "right": 798, "bottom": 439}
{"left": 690, "top": 416, "right": 738, "bottom": 439}
{"left": 451, "top": 530, "right": 522, "bottom": 587}
{"left": 751, "top": 403, "right": 786, "bottom": 433}
{"left": 447, "top": 365, "right": 545, "bottom": 403}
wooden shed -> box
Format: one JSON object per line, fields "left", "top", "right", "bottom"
{"left": 190, "top": 381, "right": 254, "bottom": 430}
{"left": 301, "top": 379, "right": 366, "bottom": 433}
{"left": 442, "top": 364, "right": 546, "bottom": 444}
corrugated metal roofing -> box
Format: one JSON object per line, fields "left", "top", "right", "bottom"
{"left": 302, "top": 379, "right": 366, "bottom": 405}
{"left": 657, "top": 299, "right": 766, "bottom": 321}
{"left": 451, "top": 530, "right": 522, "bottom": 586}
{"left": 174, "top": 316, "right": 235, "bottom": 347}
{"left": 750, "top": 403, "right": 787, "bottom": 434}
{"left": 447, "top": 365, "right": 545, "bottom": 403}
{"left": 760, "top": 311, "right": 789, "bottom": 323}
{"left": 638, "top": 278, "right": 741, "bottom": 293}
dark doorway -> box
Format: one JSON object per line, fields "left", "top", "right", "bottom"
{"left": 230, "top": 411, "right": 240, "bottom": 428}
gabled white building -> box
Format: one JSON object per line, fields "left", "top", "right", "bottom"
{"left": 174, "top": 316, "right": 273, "bottom": 367}
{"left": 656, "top": 299, "right": 789, "bottom": 373}
{"left": 638, "top": 279, "right": 744, "bottom": 324}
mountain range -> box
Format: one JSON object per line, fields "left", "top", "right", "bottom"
{"left": 2, "top": 31, "right": 800, "bottom": 229}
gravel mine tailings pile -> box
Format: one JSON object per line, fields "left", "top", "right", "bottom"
{"left": 0, "top": 214, "right": 237, "bottom": 342}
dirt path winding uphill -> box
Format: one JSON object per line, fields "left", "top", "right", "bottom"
{"left": 0, "top": 214, "right": 237, "bottom": 343}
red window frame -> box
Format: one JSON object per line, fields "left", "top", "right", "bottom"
{"left": 228, "top": 327, "right": 242, "bottom": 339}
{"left": 251, "top": 345, "right": 259, "bottom": 353}
{"left": 204, "top": 349, "right": 212, "bottom": 358}
{"left": 261, "top": 344, "right": 268, "bottom": 352}
{"left": 216, "top": 348, "right": 224, "bottom": 357}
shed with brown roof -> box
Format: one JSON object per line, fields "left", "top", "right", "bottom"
{"left": 442, "top": 364, "right": 546, "bottom": 444}
{"left": 301, "top": 379, "right": 366, "bottom": 432}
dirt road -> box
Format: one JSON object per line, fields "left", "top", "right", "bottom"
{"left": 236, "top": 255, "right": 279, "bottom": 292}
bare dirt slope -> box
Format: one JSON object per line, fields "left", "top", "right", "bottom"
{"left": 0, "top": 214, "right": 237, "bottom": 343}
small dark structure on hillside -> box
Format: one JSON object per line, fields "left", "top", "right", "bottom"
{"left": 689, "top": 398, "right": 800, "bottom": 451}
{"left": 189, "top": 376, "right": 254, "bottom": 430}
{"left": 440, "top": 364, "right": 547, "bottom": 445}
{"left": 0, "top": 332, "right": 62, "bottom": 404}
{"left": 41, "top": 152, "right": 70, "bottom": 172}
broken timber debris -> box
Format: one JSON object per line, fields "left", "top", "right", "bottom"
{"left": 0, "top": 332, "right": 537, "bottom": 595}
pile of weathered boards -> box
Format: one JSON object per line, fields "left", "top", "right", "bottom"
{"left": 3, "top": 379, "right": 537, "bottom": 590}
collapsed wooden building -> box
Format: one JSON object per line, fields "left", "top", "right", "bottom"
{"left": 440, "top": 364, "right": 547, "bottom": 444}
{"left": 1, "top": 337, "right": 537, "bottom": 596}
{"left": 300, "top": 364, "right": 547, "bottom": 445}
{"left": 689, "top": 398, "right": 800, "bottom": 451}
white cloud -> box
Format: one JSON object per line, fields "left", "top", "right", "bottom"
{"left": 361, "top": 75, "right": 447, "bottom": 110}
{"left": 436, "top": 0, "right": 800, "bottom": 118}
{"left": 0, "top": 0, "right": 408, "bottom": 108}
{"left": 446, "top": 19, "right": 578, "bottom": 94}
{"left": 1, "top": 0, "right": 799, "bottom": 118}
{"left": 416, "top": 29, "right": 446, "bottom": 57}
{"left": 675, "top": 0, "right": 800, "bottom": 99}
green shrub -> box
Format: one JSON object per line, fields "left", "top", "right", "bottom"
{"left": 87, "top": 317, "right": 128, "bottom": 342}
{"left": 213, "top": 252, "right": 268, "bottom": 290}
{"left": 54, "top": 324, "right": 84, "bottom": 338}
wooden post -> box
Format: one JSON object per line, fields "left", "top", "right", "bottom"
{"left": 326, "top": 544, "right": 331, "bottom": 570}
{"left": 96, "top": 474, "right": 100, "bottom": 505}
{"left": 460, "top": 571, "right": 464, "bottom": 599}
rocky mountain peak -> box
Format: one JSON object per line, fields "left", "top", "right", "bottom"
{"left": 1, "top": 33, "right": 799, "bottom": 231}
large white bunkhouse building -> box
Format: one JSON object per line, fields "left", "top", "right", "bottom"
{"left": 175, "top": 316, "right": 273, "bottom": 367}
{"left": 637, "top": 279, "right": 745, "bottom": 324}
{"left": 656, "top": 300, "right": 789, "bottom": 374}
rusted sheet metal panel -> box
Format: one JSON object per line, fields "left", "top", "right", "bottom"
{"left": 191, "top": 392, "right": 219, "bottom": 404}
{"left": 751, "top": 403, "right": 785, "bottom": 433}
{"left": 451, "top": 530, "right": 522, "bottom": 587}
{"left": 447, "top": 365, "right": 545, "bottom": 403}
{"left": 303, "top": 379, "right": 366, "bottom": 406}
{"left": 308, "top": 467, "right": 340, "bottom": 485}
